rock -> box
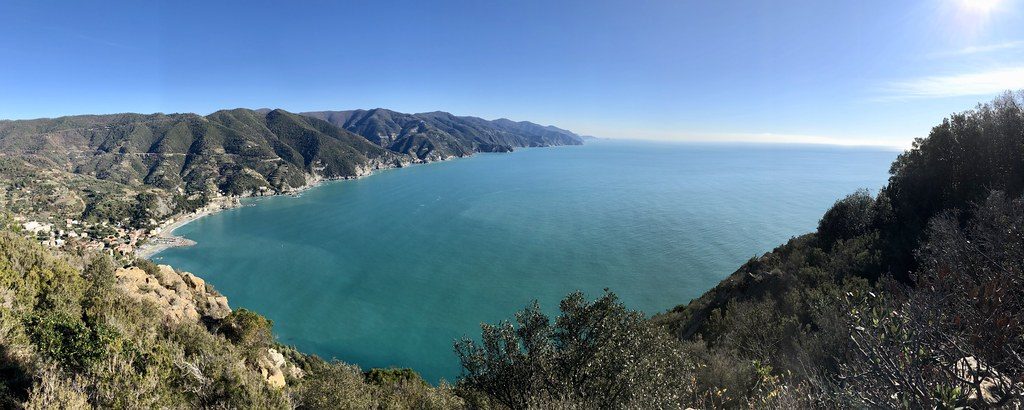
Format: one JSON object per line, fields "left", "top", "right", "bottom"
{"left": 954, "top": 356, "right": 1017, "bottom": 406}
{"left": 204, "top": 295, "right": 231, "bottom": 319}
{"left": 267, "top": 348, "right": 286, "bottom": 368}
{"left": 181, "top": 272, "right": 206, "bottom": 292}
{"left": 115, "top": 266, "right": 231, "bottom": 323}
{"left": 156, "top": 265, "right": 187, "bottom": 288}
{"left": 287, "top": 364, "right": 305, "bottom": 379}
{"left": 257, "top": 348, "right": 289, "bottom": 388}
{"left": 262, "top": 366, "right": 286, "bottom": 389}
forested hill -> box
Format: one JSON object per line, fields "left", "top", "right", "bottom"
{"left": 301, "top": 109, "right": 582, "bottom": 161}
{"left": 0, "top": 108, "right": 582, "bottom": 228}
{"left": 0, "top": 108, "right": 581, "bottom": 196}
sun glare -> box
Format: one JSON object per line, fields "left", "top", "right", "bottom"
{"left": 958, "top": 0, "right": 1003, "bottom": 13}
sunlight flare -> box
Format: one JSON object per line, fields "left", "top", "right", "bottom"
{"left": 957, "top": 0, "right": 1003, "bottom": 13}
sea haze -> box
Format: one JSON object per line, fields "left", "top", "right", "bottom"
{"left": 155, "top": 139, "right": 898, "bottom": 383}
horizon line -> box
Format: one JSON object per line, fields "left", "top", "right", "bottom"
{"left": 593, "top": 136, "right": 909, "bottom": 150}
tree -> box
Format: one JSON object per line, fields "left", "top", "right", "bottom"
{"left": 455, "top": 291, "right": 687, "bottom": 409}
{"left": 817, "top": 189, "right": 875, "bottom": 248}
{"left": 881, "top": 91, "right": 1024, "bottom": 280}
{"left": 82, "top": 255, "right": 116, "bottom": 314}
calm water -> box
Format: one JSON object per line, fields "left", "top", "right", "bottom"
{"left": 155, "top": 140, "right": 897, "bottom": 382}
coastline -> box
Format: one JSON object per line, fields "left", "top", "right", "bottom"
{"left": 135, "top": 197, "right": 241, "bottom": 258}
{"left": 133, "top": 149, "right": 497, "bottom": 259}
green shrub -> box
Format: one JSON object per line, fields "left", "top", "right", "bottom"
{"left": 817, "top": 189, "right": 875, "bottom": 248}
{"left": 455, "top": 291, "right": 688, "bottom": 408}
{"left": 28, "top": 312, "right": 115, "bottom": 372}
{"left": 220, "top": 308, "right": 274, "bottom": 349}
{"left": 82, "top": 255, "right": 116, "bottom": 314}
{"left": 293, "top": 362, "right": 377, "bottom": 409}
{"left": 365, "top": 367, "right": 424, "bottom": 386}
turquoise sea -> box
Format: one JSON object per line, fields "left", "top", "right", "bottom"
{"left": 155, "top": 140, "right": 898, "bottom": 383}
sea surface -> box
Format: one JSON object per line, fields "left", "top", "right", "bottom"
{"left": 155, "top": 140, "right": 898, "bottom": 383}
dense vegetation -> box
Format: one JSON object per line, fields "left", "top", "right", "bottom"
{"left": 0, "top": 108, "right": 582, "bottom": 228}
{"left": 647, "top": 91, "right": 1024, "bottom": 407}
{"left": 449, "top": 92, "right": 1024, "bottom": 407}
{"left": 2, "top": 93, "right": 1022, "bottom": 408}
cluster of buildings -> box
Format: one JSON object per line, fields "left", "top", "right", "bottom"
{"left": 16, "top": 216, "right": 150, "bottom": 258}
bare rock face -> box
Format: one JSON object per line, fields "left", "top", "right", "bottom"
{"left": 115, "top": 265, "right": 231, "bottom": 323}
{"left": 257, "top": 357, "right": 286, "bottom": 389}
{"left": 181, "top": 272, "right": 206, "bottom": 292}
{"left": 256, "top": 348, "right": 303, "bottom": 388}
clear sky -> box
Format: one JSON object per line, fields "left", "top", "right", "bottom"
{"left": 2, "top": 0, "right": 1022, "bottom": 146}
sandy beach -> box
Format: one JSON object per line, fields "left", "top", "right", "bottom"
{"left": 135, "top": 197, "right": 240, "bottom": 258}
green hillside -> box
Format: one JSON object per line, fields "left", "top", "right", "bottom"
{"left": 0, "top": 108, "right": 582, "bottom": 229}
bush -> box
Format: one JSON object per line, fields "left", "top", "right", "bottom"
{"left": 23, "top": 366, "right": 89, "bottom": 410}
{"left": 28, "top": 312, "right": 115, "bottom": 372}
{"left": 817, "top": 189, "right": 875, "bottom": 248}
{"left": 293, "top": 362, "right": 377, "bottom": 409}
{"left": 82, "top": 255, "right": 115, "bottom": 314}
{"left": 455, "top": 291, "right": 688, "bottom": 408}
{"left": 220, "top": 308, "right": 274, "bottom": 349}
{"left": 364, "top": 367, "right": 424, "bottom": 386}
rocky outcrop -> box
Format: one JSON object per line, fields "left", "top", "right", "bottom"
{"left": 115, "top": 263, "right": 306, "bottom": 389}
{"left": 115, "top": 265, "right": 231, "bottom": 322}
{"left": 256, "top": 348, "right": 304, "bottom": 389}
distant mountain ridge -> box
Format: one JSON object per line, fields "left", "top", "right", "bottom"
{"left": 301, "top": 108, "right": 582, "bottom": 161}
{"left": 0, "top": 108, "right": 583, "bottom": 197}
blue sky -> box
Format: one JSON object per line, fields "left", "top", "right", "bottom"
{"left": 1, "top": 0, "right": 1022, "bottom": 146}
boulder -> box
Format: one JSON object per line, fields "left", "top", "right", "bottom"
{"left": 267, "top": 348, "right": 286, "bottom": 368}
{"left": 954, "top": 356, "right": 1017, "bottom": 406}
{"left": 257, "top": 348, "right": 289, "bottom": 388}
{"left": 203, "top": 295, "right": 231, "bottom": 319}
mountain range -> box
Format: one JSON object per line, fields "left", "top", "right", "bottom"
{"left": 0, "top": 108, "right": 582, "bottom": 197}
{"left": 301, "top": 109, "right": 582, "bottom": 161}
{"left": 0, "top": 108, "right": 581, "bottom": 227}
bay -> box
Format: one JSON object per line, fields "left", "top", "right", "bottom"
{"left": 155, "top": 139, "right": 898, "bottom": 383}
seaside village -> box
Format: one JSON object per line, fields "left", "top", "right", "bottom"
{"left": 7, "top": 196, "right": 238, "bottom": 261}
{"left": 4, "top": 185, "right": 244, "bottom": 260}
{"left": 14, "top": 214, "right": 169, "bottom": 260}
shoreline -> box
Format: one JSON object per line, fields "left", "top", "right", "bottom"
{"left": 135, "top": 197, "right": 241, "bottom": 259}
{"left": 133, "top": 149, "right": 495, "bottom": 259}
